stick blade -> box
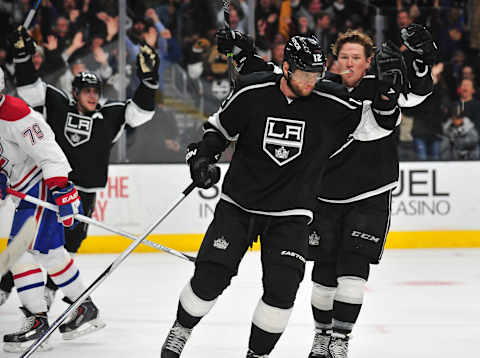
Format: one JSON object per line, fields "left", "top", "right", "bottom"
{"left": 0, "top": 217, "right": 36, "bottom": 276}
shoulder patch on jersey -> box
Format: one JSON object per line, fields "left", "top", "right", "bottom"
{"left": 0, "top": 95, "right": 31, "bottom": 121}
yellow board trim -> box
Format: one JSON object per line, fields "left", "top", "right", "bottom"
{"left": 2, "top": 231, "right": 480, "bottom": 253}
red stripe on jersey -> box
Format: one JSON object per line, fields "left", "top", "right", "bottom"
{"left": 13, "top": 268, "right": 42, "bottom": 280}
{"left": 11, "top": 166, "right": 39, "bottom": 188}
{"left": 0, "top": 95, "right": 31, "bottom": 122}
{"left": 45, "top": 176, "right": 68, "bottom": 190}
{"left": 50, "top": 258, "right": 74, "bottom": 277}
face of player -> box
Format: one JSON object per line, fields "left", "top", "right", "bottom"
{"left": 283, "top": 62, "right": 321, "bottom": 97}
{"left": 337, "top": 42, "right": 371, "bottom": 88}
{"left": 77, "top": 87, "right": 99, "bottom": 113}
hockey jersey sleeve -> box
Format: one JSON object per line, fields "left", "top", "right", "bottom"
{"left": 6, "top": 107, "right": 71, "bottom": 180}
{"left": 124, "top": 82, "right": 156, "bottom": 128}
{"left": 14, "top": 52, "right": 48, "bottom": 109}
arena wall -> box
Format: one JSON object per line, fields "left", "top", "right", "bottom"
{"left": 2, "top": 162, "right": 479, "bottom": 253}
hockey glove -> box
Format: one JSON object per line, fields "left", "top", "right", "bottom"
{"left": 373, "top": 41, "right": 408, "bottom": 99}
{"left": 216, "top": 29, "right": 254, "bottom": 56}
{"left": 373, "top": 79, "right": 400, "bottom": 112}
{"left": 0, "top": 172, "right": 7, "bottom": 200}
{"left": 51, "top": 182, "right": 83, "bottom": 229}
{"left": 186, "top": 143, "right": 221, "bottom": 189}
{"left": 401, "top": 24, "right": 438, "bottom": 65}
{"left": 137, "top": 44, "right": 160, "bottom": 89}
{"left": 9, "top": 26, "right": 36, "bottom": 63}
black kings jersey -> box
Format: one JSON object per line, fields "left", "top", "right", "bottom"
{"left": 208, "top": 72, "right": 362, "bottom": 220}
{"left": 15, "top": 60, "right": 155, "bottom": 191}
{"left": 318, "top": 68, "right": 432, "bottom": 203}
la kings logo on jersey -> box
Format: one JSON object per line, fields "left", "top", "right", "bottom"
{"left": 64, "top": 112, "right": 93, "bottom": 147}
{"left": 263, "top": 117, "right": 305, "bottom": 166}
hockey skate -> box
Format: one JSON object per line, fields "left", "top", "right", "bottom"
{"left": 3, "top": 307, "right": 52, "bottom": 353}
{"left": 161, "top": 320, "right": 192, "bottom": 358}
{"left": 308, "top": 329, "right": 331, "bottom": 358}
{"left": 328, "top": 332, "right": 349, "bottom": 358}
{"left": 246, "top": 349, "right": 269, "bottom": 357}
{"left": 59, "top": 297, "right": 105, "bottom": 340}
{"left": 0, "top": 289, "right": 10, "bottom": 306}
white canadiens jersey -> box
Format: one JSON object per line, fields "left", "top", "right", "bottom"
{"left": 0, "top": 95, "right": 71, "bottom": 194}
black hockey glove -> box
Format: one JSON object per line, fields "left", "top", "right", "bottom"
{"left": 186, "top": 143, "right": 221, "bottom": 189}
{"left": 401, "top": 23, "right": 438, "bottom": 65}
{"left": 373, "top": 79, "right": 400, "bottom": 111}
{"left": 373, "top": 41, "right": 408, "bottom": 99}
{"left": 9, "top": 26, "right": 36, "bottom": 62}
{"left": 216, "top": 29, "right": 254, "bottom": 56}
{"left": 137, "top": 44, "right": 160, "bottom": 88}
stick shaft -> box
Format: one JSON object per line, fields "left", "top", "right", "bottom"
{"left": 20, "top": 182, "right": 196, "bottom": 358}
{"left": 6, "top": 187, "right": 195, "bottom": 262}
{"left": 23, "top": 0, "right": 42, "bottom": 28}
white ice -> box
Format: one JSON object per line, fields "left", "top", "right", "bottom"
{"left": 1, "top": 248, "right": 480, "bottom": 357}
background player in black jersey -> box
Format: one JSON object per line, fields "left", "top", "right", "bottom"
{"left": 0, "top": 26, "right": 159, "bottom": 308}
{"left": 216, "top": 24, "right": 435, "bottom": 358}
{"left": 160, "top": 36, "right": 399, "bottom": 358}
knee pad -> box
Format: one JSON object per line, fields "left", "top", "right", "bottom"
{"left": 179, "top": 280, "right": 217, "bottom": 318}
{"left": 337, "top": 251, "right": 370, "bottom": 281}
{"left": 311, "top": 282, "right": 336, "bottom": 311}
{"left": 335, "top": 276, "right": 366, "bottom": 305}
{"left": 262, "top": 265, "right": 302, "bottom": 309}
{"left": 252, "top": 299, "right": 293, "bottom": 334}
{"left": 10, "top": 251, "right": 38, "bottom": 275}
{"left": 311, "top": 261, "right": 337, "bottom": 287}
{"left": 36, "top": 247, "right": 70, "bottom": 273}
{"left": 191, "top": 262, "right": 234, "bottom": 301}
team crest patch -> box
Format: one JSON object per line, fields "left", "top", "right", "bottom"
{"left": 263, "top": 117, "right": 305, "bottom": 166}
{"left": 308, "top": 231, "right": 320, "bottom": 246}
{"left": 64, "top": 112, "right": 93, "bottom": 147}
{"left": 213, "top": 236, "right": 229, "bottom": 250}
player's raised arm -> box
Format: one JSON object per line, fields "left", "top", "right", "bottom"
{"left": 124, "top": 44, "right": 160, "bottom": 128}
{"left": 399, "top": 23, "right": 437, "bottom": 107}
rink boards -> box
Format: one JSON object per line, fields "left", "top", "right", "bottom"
{"left": 1, "top": 161, "right": 480, "bottom": 253}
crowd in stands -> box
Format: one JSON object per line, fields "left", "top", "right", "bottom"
{"left": 0, "top": 0, "right": 479, "bottom": 162}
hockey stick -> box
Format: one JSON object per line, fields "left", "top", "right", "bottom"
{"left": 20, "top": 182, "right": 196, "bottom": 358}
{"left": 222, "top": 0, "right": 236, "bottom": 88}
{"left": 23, "top": 0, "right": 42, "bottom": 29}
{"left": 0, "top": 216, "right": 35, "bottom": 276}
{"left": 6, "top": 187, "right": 196, "bottom": 263}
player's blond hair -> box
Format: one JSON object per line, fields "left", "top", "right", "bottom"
{"left": 331, "top": 29, "right": 375, "bottom": 59}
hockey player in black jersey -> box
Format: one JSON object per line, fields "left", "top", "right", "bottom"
{"left": 217, "top": 25, "right": 436, "bottom": 358}
{"left": 160, "top": 36, "right": 399, "bottom": 358}
{"left": 0, "top": 26, "right": 159, "bottom": 308}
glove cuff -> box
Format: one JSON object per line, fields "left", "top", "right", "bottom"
{"left": 141, "top": 78, "right": 159, "bottom": 89}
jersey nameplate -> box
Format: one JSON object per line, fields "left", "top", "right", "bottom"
{"left": 263, "top": 117, "right": 305, "bottom": 166}
{"left": 64, "top": 112, "right": 93, "bottom": 147}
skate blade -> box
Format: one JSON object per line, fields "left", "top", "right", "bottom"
{"left": 61, "top": 318, "right": 106, "bottom": 340}
{"left": 3, "top": 340, "right": 52, "bottom": 353}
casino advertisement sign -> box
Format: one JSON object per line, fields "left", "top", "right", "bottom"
{"left": 390, "top": 161, "right": 480, "bottom": 231}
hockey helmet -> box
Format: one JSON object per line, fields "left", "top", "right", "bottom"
{"left": 72, "top": 71, "right": 102, "bottom": 97}
{"left": 284, "top": 36, "right": 326, "bottom": 77}
{"left": 0, "top": 67, "right": 4, "bottom": 92}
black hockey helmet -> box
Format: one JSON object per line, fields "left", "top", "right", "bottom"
{"left": 284, "top": 36, "right": 326, "bottom": 77}
{"left": 72, "top": 71, "right": 102, "bottom": 97}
